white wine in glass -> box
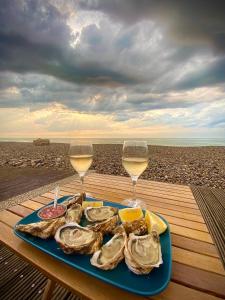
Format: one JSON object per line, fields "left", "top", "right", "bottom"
{"left": 122, "top": 141, "right": 149, "bottom": 207}
{"left": 69, "top": 142, "right": 93, "bottom": 194}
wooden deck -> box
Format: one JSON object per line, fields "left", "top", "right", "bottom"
{"left": 0, "top": 173, "right": 225, "bottom": 300}
{"left": 192, "top": 186, "right": 225, "bottom": 268}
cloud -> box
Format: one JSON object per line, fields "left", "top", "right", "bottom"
{"left": 78, "top": 0, "right": 225, "bottom": 51}
{"left": 0, "top": 0, "right": 135, "bottom": 86}
{"left": 0, "top": 0, "right": 225, "bottom": 138}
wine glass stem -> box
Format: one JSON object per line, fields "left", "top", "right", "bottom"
{"left": 80, "top": 175, "right": 84, "bottom": 194}
{"left": 132, "top": 179, "right": 137, "bottom": 201}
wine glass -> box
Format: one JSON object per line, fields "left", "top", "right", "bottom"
{"left": 122, "top": 140, "right": 149, "bottom": 207}
{"left": 69, "top": 142, "right": 93, "bottom": 194}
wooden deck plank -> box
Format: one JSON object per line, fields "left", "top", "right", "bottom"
{"left": 192, "top": 186, "right": 225, "bottom": 269}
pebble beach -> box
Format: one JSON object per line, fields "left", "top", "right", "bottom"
{"left": 0, "top": 142, "right": 225, "bottom": 201}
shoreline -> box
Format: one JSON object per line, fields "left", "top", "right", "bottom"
{"left": 0, "top": 142, "right": 224, "bottom": 201}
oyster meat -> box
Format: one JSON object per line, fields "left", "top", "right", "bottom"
{"left": 15, "top": 217, "right": 66, "bottom": 239}
{"left": 65, "top": 203, "right": 83, "bottom": 223}
{"left": 88, "top": 215, "right": 118, "bottom": 235}
{"left": 91, "top": 229, "right": 127, "bottom": 270}
{"left": 122, "top": 218, "right": 148, "bottom": 235}
{"left": 85, "top": 206, "right": 118, "bottom": 223}
{"left": 124, "top": 231, "right": 163, "bottom": 275}
{"left": 55, "top": 222, "right": 102, "bottom": 254}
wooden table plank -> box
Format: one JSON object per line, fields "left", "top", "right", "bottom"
{"left": 79, "top": 175, "right": 195, "bottom": 196}
{"left": 169, "top": 224, "right": 213, "bottom": 243}
{"left": 0, "top": 222, "right": 147, "bottom": 300}
{"left": 65, "top": 180, "right": 196, "bottom": 203}
{"left": 20, "top": 200, "right": 43, "bottom": 211}
{"left": 1, "top": 174, "right": 225, "bottom": 300}
{"left": 8, "top": 199, "right": 225, "bottom": 279}
{"left": 47, "top": 188, "right": 205, "bottom": 223}
{"left": 7, "top": 205, "right": 33, "bottom": 217}
{"left": 154, "top": 281, "right": 224, "bottom": 300}
{"left": 0, "top": 210, "right": 21, "bottom": 228}
{"left": 172, "top": 262, "right": 225, "bottom": 298}
{"left": 1, "top": 222, "right": 224, "bottom": 300}
{"left": 64, "top": 182, "right": 198, "bottom": 207}
{"left": 58, "top": 185, "right": 205, "bottom": 222}
{"left": 84, "top": 176, "right": 195, "bottom": 199}
{"left": 171, "top": 234, "right": 219, "bottom": 258}
{"left": 29, "top": 195, "right": 209, "bottom": 242}
{"left": 90, "top": 173, "right": 191, "bottom": 192}
{"left": 27, "top": 195, "right": 220, "bottom": 259}
{"left": 173, "top": 247, "right": 225, "bottom": 275}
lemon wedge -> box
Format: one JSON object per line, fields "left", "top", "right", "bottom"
{"left": 119, "top": 207, "right": 144, "bottom": 223}
{"left": 82, "top": 201, "right": 103, "bottom": 209}
{"left": 145, "top": 210, "right": 167, "bottom": 235}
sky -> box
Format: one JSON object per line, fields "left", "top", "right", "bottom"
{"left": 0, "top": 0, "right": 225, "bottom": 139}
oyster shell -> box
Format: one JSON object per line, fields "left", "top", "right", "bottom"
{"left": 91, "top": 229, "right": 127, "bottom": 270}
{"left": 63, "top": 193, "right": 85, "bottom": 209}
{"left": 15, "top": 217, "right": 66, "bottom": 239}
{"left": 87, "top": 215, "right": 118, "bottom": 235}
{"left": 122, "top": 218, "right": 148, "bottom": 235}
{"left": 85, "top": 206, "right": 118, "bottom": 223}
{"left": 65, "top": 203, "right": 83, "bottom": 223}
{"left": 124, "top": 231, "right": 163, "bottom": 275}
{"left": 55, "top": 222, "right": 102, "bottom": 254}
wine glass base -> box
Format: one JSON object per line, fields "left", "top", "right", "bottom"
{"left": 121, "top": 198, "right": 146, "bottom": 208}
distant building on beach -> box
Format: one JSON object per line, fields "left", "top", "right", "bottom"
{"left": 33, "top": 138, "right": 50, "bottom": 146}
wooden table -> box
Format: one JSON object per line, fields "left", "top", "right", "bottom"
{"left": 0, "top": 173, "right": 225, "bottom": 300}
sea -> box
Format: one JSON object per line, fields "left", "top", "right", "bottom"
{"left": 0, "top": 138, "right": 225, "bottom": 146}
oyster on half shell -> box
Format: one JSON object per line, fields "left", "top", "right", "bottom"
{"left": 122, "top": 218, "right": 148, "bottom": 236}
{"left": 63, "top": 193, "right": 85, "bottom": 208}
{"left": 65, "top": 203, "right": 83, "bottom": 224}
{"left": 15, "top": 217, "right": 66, "bottom": 239}
{"left": 87, "top": 215, "right": 118, "bottom": 235}
{"left": 85, "top": 206, "right": 118, "bottom": 223}
{"left": 124, "top": 231, "right": 163, "bottom": 275}
{"left": 55, "top": 222, "right": 102, "bottom": 254}
{"left": 91, "top": 229, "right": 127, "bottom": 270}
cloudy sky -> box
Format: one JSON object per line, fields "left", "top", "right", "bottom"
{"left": 0, "top": 0, "right": 225, "bottom": 139}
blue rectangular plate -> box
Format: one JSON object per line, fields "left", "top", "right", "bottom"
{"left": 14, "top": 196, "right": 172, "bottom": 296}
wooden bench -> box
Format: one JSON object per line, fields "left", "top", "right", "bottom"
{"left": 0, "top": 173, "right": 225, "bottom": 299}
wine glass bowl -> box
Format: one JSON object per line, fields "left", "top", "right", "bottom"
{"left": 122, "top": 140, "right": 149, "bottom": 207}
{"left": 69, "top": 142, "right": 93, "bottom": 194}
